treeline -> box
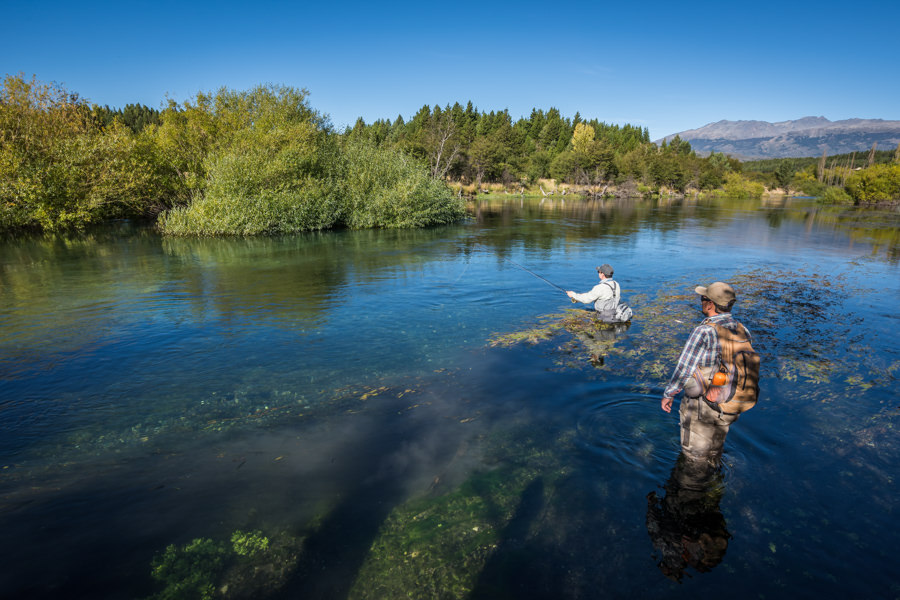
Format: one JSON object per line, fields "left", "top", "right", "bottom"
{"left": 344, "top": 104, "right": 755, "bottom": 195}
{"left": 91, "top": 103, "right": 161, "bottom": 133}
{"left": 742, "top": 145, "right": 900, "bottom": 203}
{"left": 5, "top": 73, "right": 896, "bottom": 235}
{"left": 743, "top": 149, "right": 896, "bottom": 174}
{"left": 0, "top": 74, "right": 464, "bottom": 234}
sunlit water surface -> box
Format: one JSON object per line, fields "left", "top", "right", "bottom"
{"left": 1, "top": 196, "right": 899, "bottom": 599}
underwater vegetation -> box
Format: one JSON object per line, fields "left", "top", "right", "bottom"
{"left": 1, "top": 377, "right": 434, "bottom": 484}
{"left": 348, "top": 428, "right": 573, "bottom": 600}
{"left": 490, "top": 268, "right": 892, "bottom": 394}
{"left": 149, "top": 529, "right": 300, "bottom": 600}
{"left": 488, "top": 267, "right": 899, "bottom": 452}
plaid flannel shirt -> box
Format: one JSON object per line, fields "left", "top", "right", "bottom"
{"left": 663, "top": 313, "right": 751, "bottom": 399}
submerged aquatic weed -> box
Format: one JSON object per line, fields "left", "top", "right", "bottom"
{"left": 488, "top": 268, "right": 897, "bottom": 448}
{"left": 230, "top": 530, "right": 269, "bottom": 557}
{"left": 489, "top": 310, "right": 630, "bottom": 358}
{"left": 488, "top": 313, "right": 568, "bottom": 347}
{"left": 151, "top": 538, "right": 227, "bottom": 600}
{"left": 149, "top": 529, "right": 301, "bottom": 600}
{"left": 348, "top": 428, "right": 574, "bottom": 599}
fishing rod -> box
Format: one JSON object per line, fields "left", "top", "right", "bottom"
{"left": 502, "top": 257, "right": 576, "bottom": 302}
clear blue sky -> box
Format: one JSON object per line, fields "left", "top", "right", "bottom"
{"left": 4, "top": 0, "right": 898, "bottom": 140}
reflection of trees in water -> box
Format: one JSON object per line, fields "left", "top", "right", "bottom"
{"left": 470, "top": 196, "right": 899, "bottom": 263}
{"left": 767, "top": 201, "right": 900, "bottom": 260}
{"left": 161, "top": 226, "right": 468, "bottom": 323}
{"left": 646, "top": 454, "right": 730, "bottom": 582}
{"left": 0, "top": 223, "right": 477, "bottom": 354}
{"left": 466, "top": 197, "right": 721, "bottom": 257}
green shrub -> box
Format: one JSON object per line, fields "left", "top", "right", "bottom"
{"left": 0, "top": 74, "right": 96, "bottom": 230}
{"left": 0, "top": 74, "right": 182, "bottom": 231}
{"left": 722, "top": 173, "right": 764, "bottom": 199}
{"left": 845, "top": 164, "right": 900, "bottom": 203}
{"left": 340, "top": 139, "right": 465, "bottom": 229}
{"left": 159, "top": 124, "right": 343, "bottom": 235}
{"left": 796, "top": 178, "right": 827, "bottom": 197}
{"left": 818, "top": 186, "right": 853, "bottom": 205}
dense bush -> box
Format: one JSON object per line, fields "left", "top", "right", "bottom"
{"left": 160, "top": 122, "right": 343, "bottom": 235}
{"left": 340, "top": 139, "right": 465, "bottom": 229}
{"left": 0, "top": 74, "right": 175, "bottom": 230}
{"left": 819, "top": 186, "right": 853, "bottom": 205}
{"left": 721, "top": 173, "right": 765, "bottom": 198}
{"left": 1, "top": 74, "right": 97, "bottom": 229}
{"left": 162, "top": 137, "right": 464, "bottom": 235}
{"left": 2, "top": 76, "right": 465, "bottom": 235}
{"left": 795, "top": 177, "right": 827, "bottom": 197}
{"left": 845, "top": 164, "right": 900, "bottom": 203}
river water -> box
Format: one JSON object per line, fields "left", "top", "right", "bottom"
{"left": 1, "top": 196, "right": 898, "bottom": 599}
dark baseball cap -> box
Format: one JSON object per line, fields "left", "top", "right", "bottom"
{"left": 596, "top": 264, "right": 614, "bottom": 277}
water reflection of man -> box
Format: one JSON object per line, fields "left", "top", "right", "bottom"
{"left": 575, "top": 318, "right": 630, "bottom": 366}
{"left": 646, "top": 454, "right": 731, "bottom": 581}
{"left": 660, "top": 282, "right": 747, "bottom": 461}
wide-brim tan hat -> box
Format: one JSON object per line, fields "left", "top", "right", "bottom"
{"left": 695, "top": 281, "right": 735, "bottom": 305}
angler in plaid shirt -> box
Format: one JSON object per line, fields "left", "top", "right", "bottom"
{"left": 661, "top": 281, "right": 750, "bottom": 461}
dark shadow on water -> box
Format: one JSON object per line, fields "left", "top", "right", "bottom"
{"left": 465, "top": 468, "right": 646, "bottom": 600}
{"left": 468, "top": 478, "right": 549, "bottom": 600}
{"left": 274, "top": 428, "right": 414, "bottom": 600}
{"left": 0, "top": 388, "right": 469, "bottom": 600}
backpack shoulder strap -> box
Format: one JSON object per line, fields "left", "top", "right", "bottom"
{"left": 714, "top": 322, "right": 751, "bottom": 344}
{"left": 602, "top": 280, "right": 619, "bottom": 300}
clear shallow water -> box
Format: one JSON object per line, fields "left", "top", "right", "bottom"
{"left": 1, "top": 197, "right": 899, "bottom": 599}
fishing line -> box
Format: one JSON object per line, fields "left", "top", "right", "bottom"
{"left": 462, "top": 243, "right": 574, "bottom": 301}
{"left": 503, "top": 258, "right": 566, "bottom": 293}
{"left": 450, "top": 259, "right": 470, "bottom": 284}
{"left": 501, "top": 257, "right": 576, "bottom": 301}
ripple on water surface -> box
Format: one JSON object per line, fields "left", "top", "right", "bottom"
{"left": 575, "top": 390, "right": 678, "bottom": 478}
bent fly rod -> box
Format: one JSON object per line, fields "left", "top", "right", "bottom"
{"left": 503, "top": 258, "right": 576, "bottom": 302}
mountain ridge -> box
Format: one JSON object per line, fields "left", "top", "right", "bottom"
{"left": 659, "top": 117, "right": 900, "bottom": 159}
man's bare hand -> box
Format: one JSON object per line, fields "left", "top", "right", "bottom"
{"left": 661, "top": 397, "right": 673, "bottom": 413}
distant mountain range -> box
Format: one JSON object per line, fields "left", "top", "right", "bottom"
{"left": 659, "top": 117, "right": 900, "bottom": 159}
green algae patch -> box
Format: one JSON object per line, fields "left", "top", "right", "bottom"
{"left": 489, "top": 310, "right": 630, "bottom": 369}
{"left": 487, "top": 269, "right": 892, "bottom": 395}
{"left": 348, "top": 430, "right": 572, "bottom": 600}
{"left": 149, "top": 530, "right": 302, "bottom": 600}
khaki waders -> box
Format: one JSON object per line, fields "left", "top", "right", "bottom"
{"left": 679, "top": 396, "right": 740, "bottom": 460}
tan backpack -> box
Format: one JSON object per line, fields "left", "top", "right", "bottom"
{"left": 706, "top": 323, "right": 760, "bottom": 414}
